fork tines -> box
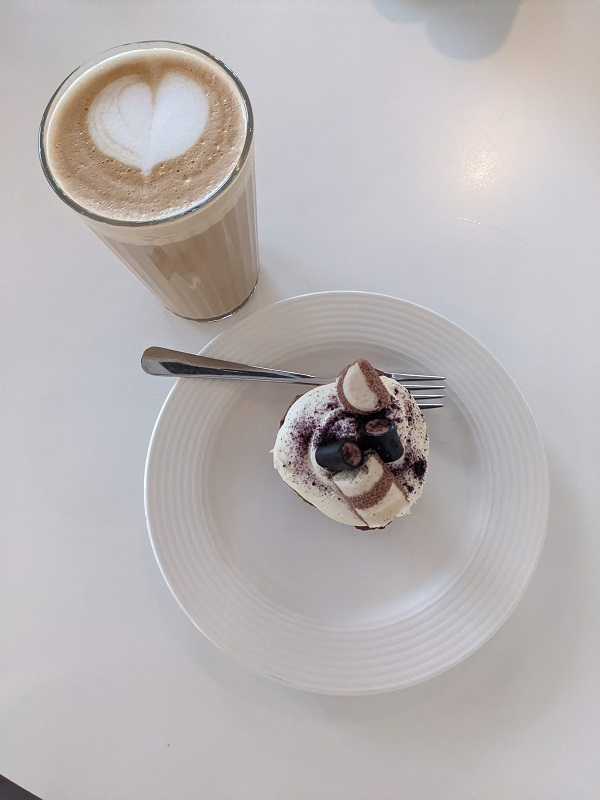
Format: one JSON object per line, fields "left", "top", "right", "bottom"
{"left": 383, "top": 371, "right": 446, "bottom": 410}
{"left": 387, "top": 373, "right": 445, "bottom": 382}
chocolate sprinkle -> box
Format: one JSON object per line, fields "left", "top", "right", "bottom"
{"left": 412, "top": 458, "right": 427, "bottom": 479}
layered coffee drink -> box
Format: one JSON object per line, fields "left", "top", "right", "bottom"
{"left": 40, "top": 42, "right": 258, "bottom": 320}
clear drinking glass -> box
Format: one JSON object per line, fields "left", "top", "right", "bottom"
{"left": 39, "top": 41, "right": 259, "bottom": 321}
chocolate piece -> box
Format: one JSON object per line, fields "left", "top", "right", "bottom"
{"left": 315, "top": 439, "right": 364, "bottom": 472}
{"left": 337, "top": 359, "right": 390, "bottom": 414}
{"left": 361, "top": 418, "right": 404, "bottom": 463}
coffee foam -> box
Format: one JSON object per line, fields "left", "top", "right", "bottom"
{"left": 88, "top": 73, "right": 209, "bottom": 177}
{"left": 45, "top": 48, "right": 247, "bottom": 222}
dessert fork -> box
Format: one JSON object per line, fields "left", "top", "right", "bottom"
{"left": 141, "top": 347, "right": 445, "bottom": 409}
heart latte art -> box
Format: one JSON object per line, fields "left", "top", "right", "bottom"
{"left": 44, "top": 48, "right": 247, "bottom": 221}
{"left": 88, "top": 73, "right": 209, "bottom": 177}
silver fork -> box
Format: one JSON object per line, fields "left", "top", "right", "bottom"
{"left": 141, "top": 347, "right": 445, "bottom": 409}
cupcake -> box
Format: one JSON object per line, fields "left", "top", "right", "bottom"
{"left": 272, "top": 359, "right": 429, "bottom": 529}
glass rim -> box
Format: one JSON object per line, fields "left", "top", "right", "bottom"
{"left": 38, "top": 40, "right": 254, "bottom": 228}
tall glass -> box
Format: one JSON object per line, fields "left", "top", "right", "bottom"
{"left": 39, "top": 42, "right": 259, "bottom": 321}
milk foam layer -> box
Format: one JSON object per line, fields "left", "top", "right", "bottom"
{"left": 88, "top": 73, "right": 209, "bottom": 177}
{"left": 45, "top": 47, "right": 247, "bottom": 222}
{"left": 273, "top": 373, "right": 429, "bottom": 528}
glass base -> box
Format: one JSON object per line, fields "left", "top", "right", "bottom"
{"left": 166, "top": 272, "right": 259, "bottom": 322}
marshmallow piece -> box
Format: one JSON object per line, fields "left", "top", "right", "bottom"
{"left": 353, "top": 483, "right": 410, "bottom": 527}
{"left": 333, "top": 455, "right": 385, "bottom": 498}
{"left": 332, "top": 453, "right": 409, "bottom": 528}
{"left": 337, "top": 360, "right": 390, "bottom": 414}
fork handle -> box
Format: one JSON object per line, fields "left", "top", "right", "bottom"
{"left": 141, "top": 347, "right": 326, "bottom": 385}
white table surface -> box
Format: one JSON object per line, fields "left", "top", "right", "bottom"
{"left": 2, "top": 1, "right": 599, "bottom": 798}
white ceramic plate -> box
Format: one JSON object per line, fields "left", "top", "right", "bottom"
{"left": 145, "top": 292, "right": 548, "bottom": 694}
